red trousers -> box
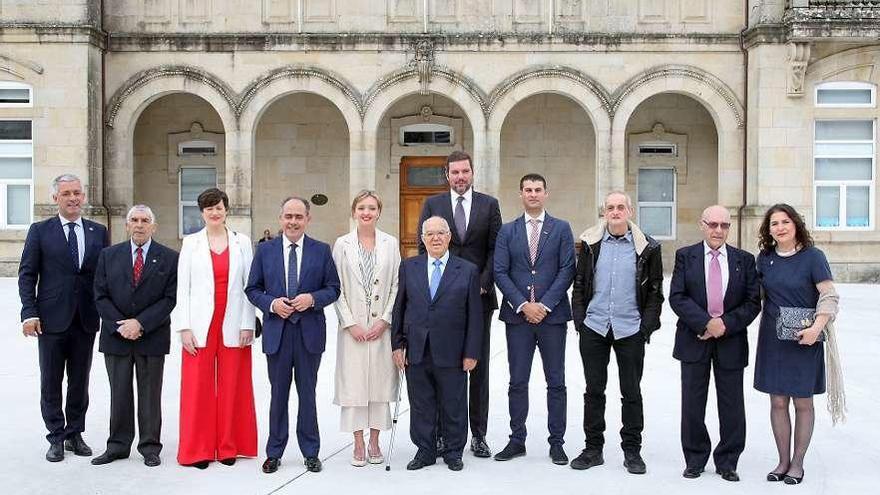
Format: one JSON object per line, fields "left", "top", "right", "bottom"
{"left": 177, "top": 325, "right": 258, "bottom": 465}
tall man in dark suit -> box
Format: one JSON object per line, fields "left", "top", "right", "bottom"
{"left": 90, "top": 205, "right": 178, "bottom": 467}
{"left": 246, "top": 196, "right": 341, "bottom": 474}
{"left": 417, "top": 150, "right": 501, "bottom": 458}
{"left": 19, "top": 173, "right": 110, "bottom": 462}
{"left": 493, "top": 173, "right": 575, "bottom": 466}
{"left": 392, "top": 216, "right": 483, "bottom": 472}
{"left": 669, "top": 205, "right": 760, "bottom": 482}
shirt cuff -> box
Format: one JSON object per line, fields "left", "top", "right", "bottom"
{"left": 541, "top": 303, "right": 552, "bottom": 313}
{"left": 516, "top": 302, "right": 527, "bottom": 314}
{"left": 22, "top": 317, "right": 39, "bottom": 324}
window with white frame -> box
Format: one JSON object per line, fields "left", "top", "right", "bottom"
{"left": 399, "top": 123, "right": 453, "bottom": 146}
{"left": 813, "top": 120, "right": 874, "bottom": 229}
{"left": 0, "top": 120, "right": 33, "bottom": 229}
{"left": 179, "top": 167, "right": 216, "bottom": 237}
{"left": 0, "top": 81, "right": 32, "bottom": 108}
{"left": 815, "top": 81, "right": 875, "bottom": 108}
{"left": 637, "top": 168, "right": 676, "bottom": 240}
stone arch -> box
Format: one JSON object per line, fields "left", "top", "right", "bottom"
{"left": 807, "top": 45, "right": 880, "bottom": 85}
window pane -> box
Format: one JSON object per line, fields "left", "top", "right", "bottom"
{"left": 6, "top": 184, "right": 30, "bottom": 225}
{"left": 0, "top": 157, "right": 32, "bottom": 179}
{"left": 638, "top": 169, "right": 675, "bottom": 202}
{"left": 640, "top": 206, "right": 672, "bottom": 237}
{"left": 815, "top": 142, "right": 873, "bottom": 157}
{"left": 846, "top": 186, "right": 870, "bottom": 227}
{"left": 181, "top": 205, "right": 204, "bottom": 235}
{"left": 817, "top": 88, "right": 872, "bottom": 105}
{"left": 815, "top": 158, "right": 873, "bottom": 181}
{"left": 180, "top": 168, "right": 216, "bottom": 202}
{"left": 406, "top": 166, "right": 446, "bottom": 187}
{"left": 0, "top": 121, "right": 31, "bottom": 140}
{"left": 815, "top": 120, "right": 873, "bottom": 141}
{"left": 0, "top": 88, "right": 30, "bottom": 104}
{"left": 816, "top": 186, "right": 841, "bottom": 227}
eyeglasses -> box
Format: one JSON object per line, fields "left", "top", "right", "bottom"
{"left": 423, "top": 231, "right": 450, "bottom": 238}
{"left": 702, "top": 220, "right": 731, "bottom": 230}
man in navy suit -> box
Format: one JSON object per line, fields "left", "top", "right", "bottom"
{"left": 91, "top": 205, "right": 178, "bottom": 467}
{"left": 669, "top": 205, "right": 760, "bottom": 482}
{"left": 417, "top": 150, "right": 502, "bottom": 458}
{"left": 18, "top": 173, "right": 110, "bottom": 462}
{"left": 246, "top": 196, "right": 340, "bottom": 474}
{"left": 391, "top": 216, "right": 482, "bottom": 472}
{"left": 493, "top": 173, "right": 575, "bottom": 466}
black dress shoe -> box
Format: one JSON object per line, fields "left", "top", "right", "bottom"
{"left": 570, "top": 449, "right": 604, "bottom": 470}
{"left": 682, "top": 466, "right": 704, "bottom": 479}
{"left": 90, "top": 451, "right": 129, "bottom": 465}
{"left": 64, "top": 434, "right": 92, "bottom": 457}
{"left": 446, "top": 458, "right": 464, "bottom": 471}
{"left": 716, "top": 469, "right": 740, "bottom": 482}
{"left": 549, "top": 445, "right": 568, "bottom": 465}
{"left": 143, "top": 454, "right": 161, "bottom": 467}
{"left": 493, "top": 442, "right": 526, "bottom": 461}
{"left": 406, "top": 456, "right": 435, "bottom": 470}
{"left": 46, "top": 442, "right": 64, "bottom": 463}
{"left": 262, "top": 457, "right": 281, "bottom": 474}
{"left": 623, "top": 451, "right": 646, "bottom": 474}
{"left": 219, "top": 458, "right": 236, "bottom": 466}
{"left": 304, "top": 456, "right": 322, "bottom": 472}
{"left": 470, "top": 437, "right": 492, "bottom": 458}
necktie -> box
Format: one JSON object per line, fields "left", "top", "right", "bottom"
{"left": 67, "top": 222, "right": 79, "bottom": 271}
{"left": 429, "top": 259, "right": 442, "bottom": 300}
{"left": 454, "top": 196, "right": 467, "bottom": 241}
{"left": 287, "top": 243, "right": 299, "bottom": 298}
{"left": 707, "top": 249, "right": 724, "bottom": 317}
{"left": 528, "top": 218, "right": 540, "bottom": 302}
{"left": 133, "top": 247, "right": 144, "bottom": 286}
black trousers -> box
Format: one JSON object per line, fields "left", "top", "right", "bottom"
{"left": 104, "top": 353, "right": 165, "bottom": 457}
{"left": 37, "top": 316, "right": 96, "bottom": 444}
{"left": 408, "top": 351, "right": 468, "bottom": 462}
{"left": 579, "top": 328, "right": 645, "bottom": 453}
{"left": 467, "top": 309, "right": 493, "bottom": 438}
{"left": 680, "top": 359, "right": 746, "bottom": 471}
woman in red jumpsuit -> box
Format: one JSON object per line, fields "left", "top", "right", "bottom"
{"left": 171, "top": 188, "right": 258, "bottom": 468}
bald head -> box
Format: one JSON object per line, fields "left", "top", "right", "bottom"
{"left": 700, "top": 205, "right": 732, "bottom": 249}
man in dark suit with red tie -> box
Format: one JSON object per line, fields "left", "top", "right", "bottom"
{"left": 91, "top": 205, "right": 178, "bottom": 467}
{"left": 18, "top": 173, "right": 110, "bottom": 462}
{"left": 669, "top": 205, "right": 761, "bottom": 482}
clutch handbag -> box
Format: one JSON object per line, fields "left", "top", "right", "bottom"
{"left": 776, "top": 306, "right": 826, "bottom": 342}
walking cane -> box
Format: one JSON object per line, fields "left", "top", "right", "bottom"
{"left": 385, "top": 368, "right": 406, "bottom": 471}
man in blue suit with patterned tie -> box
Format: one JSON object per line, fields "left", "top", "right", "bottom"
{"left": 246, "top": 196, "right": 340, "bottom": 474}
{"left": 391, "top": 216, "right": 482, "bottom": 472}
{"left": 18, "top": 173, "right": 110, "bottom": 462}
{"left": 493, "top": 173, "right": 575, "bottom": 466}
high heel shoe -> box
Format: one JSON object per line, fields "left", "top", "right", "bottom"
{"left": 219, "top": 458, "right": 236, "bottom": 466}
{"left": 767, "top": 471, "right": 786, "bottom": 482}
{"left": 783, "top": 472, "right": 804, "bottom": 485}
{"left": 367, "top": 446, "right": 384, "bottom": 464}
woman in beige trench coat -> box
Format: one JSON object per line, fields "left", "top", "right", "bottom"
{"left": 332, "top": 190, "right": 401, "bottom": 467}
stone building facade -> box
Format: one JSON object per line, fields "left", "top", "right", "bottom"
{"left": 0, "top": 0, "right": 878, "bottom": 281}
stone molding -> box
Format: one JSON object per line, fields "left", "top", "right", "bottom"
{"left": 487, "top": 65, "right": 613, "bottom": 118}
{"left": 238, "top": 65, "right": 362, "bottom": 118}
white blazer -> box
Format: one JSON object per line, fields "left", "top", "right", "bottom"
{"left": 170, "top": 227, "right": 257, "bottom": 348}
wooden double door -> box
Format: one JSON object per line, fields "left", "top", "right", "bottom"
{"left": 399, "top": 156, "right": 448, "bottom": 258}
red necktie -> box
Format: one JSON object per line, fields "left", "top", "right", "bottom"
{"left": 133, "top": 247, "right": 144, "bottom": 286}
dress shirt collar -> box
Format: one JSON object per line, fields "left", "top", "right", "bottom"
{"left": 283, "top": 233, "right": 304, "bottom": 251}
{"left": 703, "top": 241, "right": 728, "bottom": 258}
{"left": 603, "top": 227, "right": 632, "bottom": 243}
{"left": 429, "top": 250, "right": 451, "bottom": 266}
{"left": 131, "top": 238, "right": 152, "bottom": 257}
{"left": 58, "top": 214, "right": 83, "bottom": 230}
{"left": 451, "top": 187, "right": 473, "bottom": 204}
{"left": 524, "top": 210, "right": 546, "bottom": 224}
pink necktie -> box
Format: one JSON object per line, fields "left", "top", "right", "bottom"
{"left": 707, "top": 249, "right": 723, "bottom": 317}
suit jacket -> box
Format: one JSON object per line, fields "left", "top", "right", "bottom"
{"left": 417, "top": 191, "right": 502, "bottom": 310}
{"left": 494, "top": 213, "right": 575, "bottom": 325}
{"left": 170, "top": 228, "right": 256, "bottom": 348}
{"left": 669, "top": 242, "right": 761, "bottom": 369}
{"left": 94, "top": 240, "right": 178, "bottom": 356}
{"left": 18, "top": 216, "right": 110, "bottom": 333}
{"left": 391, "top": 254, "right": 482, "bottom": 368}
{"left": 246, "top": 235, "right": 341, "bottom": 356}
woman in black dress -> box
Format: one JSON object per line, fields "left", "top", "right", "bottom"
{"left": 754, "top": 204, "right": 838, "bottom": 485}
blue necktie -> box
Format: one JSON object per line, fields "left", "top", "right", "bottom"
{"left": 287, "top": 243, "right": 299, "bottom": 298}
{"left": 429, "top": 259, "right": 442, "bottom": 300}
{"left": 67, "top": 222, "right": 79, "bottom": 272}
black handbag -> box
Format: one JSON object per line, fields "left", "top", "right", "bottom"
{"left": 776, "top": 306, "right": 825, "bottom": 342}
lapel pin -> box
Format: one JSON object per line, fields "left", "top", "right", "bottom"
{"left": 88, "top": 227, "right": 94, "bottom": 231}
{"left": 152, "top": 259, "right": 157, "bottom": 263}
{"left": 770, "top": 260, "right": 774, "bottom": 266}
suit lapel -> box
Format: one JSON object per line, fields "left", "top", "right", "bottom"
{"left": 462, "top": 192, "right": 481, "bottom": 242}
{"left": 414, "top": 255, "right": 431, "bottom": 304}
{"left": 49, "top": 217, "right": 72, "bottom": 267}
{"left": 723, "top": 247, "right": 741, "bottom": 307}
{"left": 534, "top": 214, "right": 553, "bottom": 263}
{"left": 344, "top": 234, "right": 366, "bottom": 288}
{"left": 135, "top": 242, "right": 162, "bottom": 289}
{"left": 271, "top": 237, "right": 286, "bottom": 291}
{"left": 691, "top": 243, "right": 708, "bottom": 310}
{"left": 433, "top": 255, "right": 460, "bottom": 302}
{"left": 437, "top": 193, "right": 461, "bottom": 244}
{"left": 228, "top": 230, "right": 241, "bottom": 298}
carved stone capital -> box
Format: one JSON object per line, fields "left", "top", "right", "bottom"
{"left": 410, "top": 39, "right": 435, "bottom": 96}
{"left": 787, "top": 42, "right": 811, "bottom": 97}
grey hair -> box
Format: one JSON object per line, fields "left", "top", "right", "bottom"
{"left": 126, "top": 204, "right": 156, "bottom": 223}
{"left": 603, "top": 190, "right": 634, "bottom": 209}
{"left": 421, "top": 215, "right": 451, "bottom": 234}
{"left": 279, "top": 196, "right": 311, "bottom": 215}
{"left": 50, "top": 173, "right": 82, "bottom": 195}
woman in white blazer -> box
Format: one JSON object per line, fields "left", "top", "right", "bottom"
{"left": 332, "top": 190, "right": 401, "bottom": 467}
{"left": 170, "top": 188, "right": 258, "bottom": 469}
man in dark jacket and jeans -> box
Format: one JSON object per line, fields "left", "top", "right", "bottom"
{"left": 570, "top": 191, "right": 664, "bottom": 474}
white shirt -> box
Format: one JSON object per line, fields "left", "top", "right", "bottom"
{"left": 450, "top": 187, "right": 473, "bottom": 232}
{"left": 58, "top": 214, "right": 85, "bottom": 269}
{"left": 130, "top": 238, "right": 152, "bottom": 265}
{"left": 427, "top": 250, "right": 450, "bottom": 284}
{"left": 524, "top": 210, "right": 546, "bottom": 247}
{"left": 283, "top": 234, "right": 305, "bottom": 294}
{"left": 703, "top": 241, "right": 729, "bottom": 300}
